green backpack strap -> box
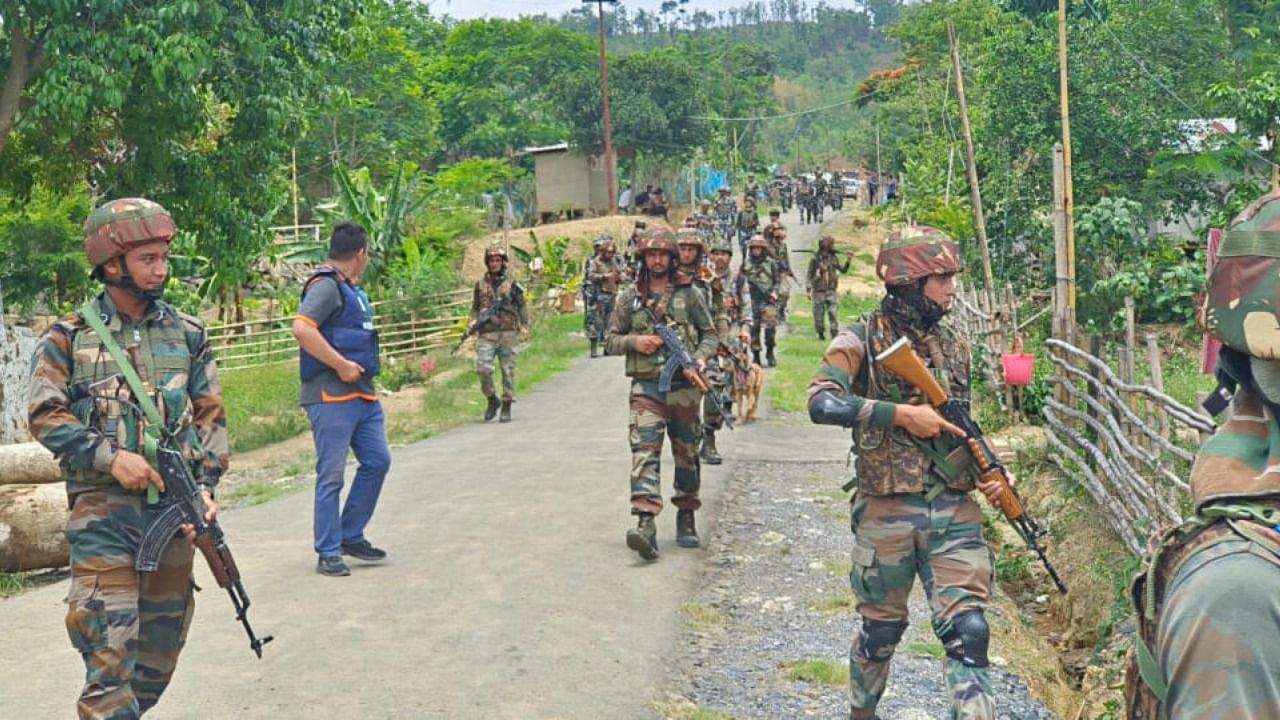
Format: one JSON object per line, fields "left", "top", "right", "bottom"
{"left": 79, "top": 300, "right": 164, "bottom": 503}
{"left": 1134, "top": 636, "right": 1169, "bottom": 707}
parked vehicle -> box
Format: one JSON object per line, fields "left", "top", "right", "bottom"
{"left": 842, "top": 176, "right": 860, "bottom": 198}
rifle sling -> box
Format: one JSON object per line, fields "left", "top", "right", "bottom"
{"left": 79, "top": 300, "right": 164, "bottom": 503}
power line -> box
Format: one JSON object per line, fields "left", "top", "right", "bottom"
{"left": 687, "top": 86, "right": 890, "bottom": 123}
{"left": 1080, "top": 0, "right": 1278, "bottom": 170}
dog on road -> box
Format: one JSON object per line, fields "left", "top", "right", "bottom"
{"left": 733, "top": 356, "right": 765, "bottom": 423}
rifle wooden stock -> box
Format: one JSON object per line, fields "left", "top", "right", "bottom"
{"left": 873, "top": 336, "right": 1066, "bottom": 593}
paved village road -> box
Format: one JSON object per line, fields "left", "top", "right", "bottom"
{"left": 1, "top": 206, "right": 830, "bottom": 720}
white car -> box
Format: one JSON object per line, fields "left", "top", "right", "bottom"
{"left": 842, "top": 177, "right": 860, "bottom": 198}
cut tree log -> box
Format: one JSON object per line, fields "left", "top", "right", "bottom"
{"left": 0, "top": 442, "right": 61, "bottom": 485}
{"left": 0, "top": 483, "right": 69, "bottom": 571}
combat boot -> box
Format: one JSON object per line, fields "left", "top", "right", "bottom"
{"left": 676, "top": 509, "right": 700, "bottom": 548}
{"left": 752, "top": 349, "right": 762, "bottom": 366}
{"left": 483, "top": 395, "right": 500, "bottom": 422}
{"left": 766, "top": 347, "right": 777, "bottom": 367}
{"left": 590, "top": 339, "right": 599, "bottom": 358}
{"left": 700, "top": 430, "right": 722, "bottom": 465}
{"left": 499, "top": 400, "right": 512, "bottom": 423}
{"left": 626, "top": 513, "right": 659, "bottom": 560}
{"left": 817, "top": 330, "right": 825, "bottom": 341}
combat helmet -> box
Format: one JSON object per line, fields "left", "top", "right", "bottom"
{"left": 818, "top": 235, "right": 836, "bottom": 251}
{"left": 636, "top": 227, "right": 677, "bottom": 257}
{"left": 484, "top": 241, "right": 508, "bottom": 266}
{"left": 709, "top": 237, "right": 734, "bottom": 255}
{"left": 84, "top": 198, "right": 177, "bottom": 268}
{"left": 747, "top": 234, "right": 770, "bottom": 251}
{"left": 875, "top": 225, "right": 962, "bottom": 285}
{"left": 1196, "top": 189, "right": 1280, "bottom": 508}
{"left": 675, "top": 227, "right": 706, "bottom": 253}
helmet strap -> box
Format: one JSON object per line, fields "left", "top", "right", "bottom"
{"left": 101, "top": 258, "right": 165, "bottom": 303}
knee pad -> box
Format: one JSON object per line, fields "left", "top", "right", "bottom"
{"left": 859, "top": 619, "right": 908, "bottom": 663}
{"left": 940, "top": 610, "right": 990, "bottom": 668}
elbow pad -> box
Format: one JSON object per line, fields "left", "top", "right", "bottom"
{"left": 809, "top": 390, "right": 857, "bottom": 428}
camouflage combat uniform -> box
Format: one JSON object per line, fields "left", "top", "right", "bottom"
{"left": 605, "top": 240, "right": 717, "bottom": 542}
{"left": 585, "top": 250, "right": 627, "bottom": 346}
{"left": 808, "top": 240, "right": 852, "bottom": 339}
{"left": 27, "top": 199, "right": 227, "bottom": 720}
{"left": 735, "top": 201, "right": 759, "bottom": 256}
{"left": 808, "top": 227, "right": 994, "bottom": 720}
{"left": 765, "top": 220, "right": 793, "bottom": 320}
{"left": 471, "top": 266, "right": 528, "bottom": 403}
{"left": 742, "top": 237, "right": 782, "bottom": 365}
{"left": 1126, "top": 189, "right": 1280, "bottom": 720}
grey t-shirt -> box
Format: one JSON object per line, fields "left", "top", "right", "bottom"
{"left": 297, "top": 274, "right": 378, "bottom": 405}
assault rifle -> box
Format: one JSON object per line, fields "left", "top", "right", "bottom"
{"left": 136, "top": 436, "right": 275, "bottom": 657}
{"left": 874, "top": 336, "right": 1068, "bottom": 594}
{"left": 649, "top": 316, "right": 736, "bottom": 430}
{"left": 452, "top": 289, "right": 511, "bottom": 355}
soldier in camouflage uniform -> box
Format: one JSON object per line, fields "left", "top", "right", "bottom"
{"left": 606, "top": 227, "right": 718, "bottom": 559}
{"left": 808, "top": 226, "right": 1008, "bottom": 720}
{"left": 585, "top": 236, "right": 626, "bottom": 359}
{"left": 1125, "top": 189, "right": 1280, "bottom": 720}
{"left": 743, "top": 235, "right": 782, "bottom": 367}
{"left": 714, "top": 187, "right": 737, "bottom": 244}
{"left": 808, "top": 235, "right": 856, "bottom": 340}
{"left": 701, "top": 236, "right": 752, "bottom": 465}
{"left": 764, "top": 210, "right": 795, "bottom": 322}
{"left": 28, "top": 198, "right": 228, "bottom": 719}
{"left": 624, "top": 221, "right": 647, "bottom": 280}
{"left": 736, "top": 195, "right": 760, "bottom": 258}
{"left": 471, "top": 242, "right": 529, "bottom": 423}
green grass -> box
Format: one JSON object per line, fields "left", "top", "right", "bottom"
{"left": 823, "top": 559, "right": 851, "bottom": 578}
{"left": 767, "top": 293, "right": 877, "bottom": 413}
{"left": 221, "top": 479, "right": 307, "bottom": 508}
{"left": 680, "top": 602, "right": 728, "bottom": 631}
{"left": 807, "top": 593, "right": 855, "bottom": 614}
{"left": 907, "top": 640, "right": 945, "bottom": 658}
{"left": 1159, "top": 350, "right": 1216, "bottom": 409}
{"left": 995, "top": 551, "right": 1032, "bottom": 584}
{"left": 221, "top": 363, "right": 308, "bottom": 453}
{"left": 782, "top": 659, "right": 850, "bottom": 687}
{"left": 0, "top": 572, "right": 26, "bottom": 597}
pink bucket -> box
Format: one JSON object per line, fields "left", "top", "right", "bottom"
{"left": 1002, "top": 354, "right": 1034, "bottom": 386}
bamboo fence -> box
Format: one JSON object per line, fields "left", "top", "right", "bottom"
{"left": 208, "top": 279, "right": 560, "bottom": 372}
{"left": 1040, "top": 337, "right": 1215, "bottom": 554}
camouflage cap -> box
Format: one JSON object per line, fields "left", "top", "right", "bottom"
{"left": 1204, "top": 189, "right": 1280, "bottom": 361}
{"left": 875, "top": 225, "right": 962, "bottom": 285}
{"left": 708, "top": 236, "right": 734, "bottom": 254}
{"left": 83, "top": 198, "right": 177, "bottom": 266}
{"left": 637, "top": 227, "right": 677, "bottom": 256}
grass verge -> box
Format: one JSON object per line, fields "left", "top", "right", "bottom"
{"left": 782, "top": 659, "right": 850, "bottom": 688}
{"left": 654, "top": 700, "right": 738, "bottom": 720}
{"left": 766, "top": 292, "right": 878, "bottom": 414}
{"left": 807, "top": 593, "right": 855, "bottom": 615}
{"left": 680, "top": 602, "right": 728, "bottom": 633}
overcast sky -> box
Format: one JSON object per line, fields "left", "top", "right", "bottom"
{"left": 432, "top": 0, "right": 864, "bottom": 21}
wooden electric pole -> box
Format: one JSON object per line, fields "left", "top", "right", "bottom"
{"left": 586, "top": 0, "right": 619, "bottom": 215}
{"left": 947, "top": 19, "right": 995, "bottom": 309}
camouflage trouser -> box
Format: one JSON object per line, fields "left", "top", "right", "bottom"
{"left": 476, "top": 330, "right": 519, "bottom": 401}
{"left": 777, "top": 284, "right": 791, "bottom": 321}
{"left": 64, "top": 489, "right": 196, "bottom": 719}
{"left": 628, "top": 379, "right": 701, "bottom": 515}
{"left": 848, "top": 490, "right": 995, "bottom": 720}
{"left": 586, "top": 293, "right": 616, "bottom": 341}
{"left": 812, "top": 289, "right": 839, "bottom": 337}
{"left": 1155, "top": 535, "right": 1280, "bottom": 719}
{"left": 702, "top": 360, "right": 733, "bottom": 432}
{"left": 749, "top": 304, "right": 778, "bottom": 353}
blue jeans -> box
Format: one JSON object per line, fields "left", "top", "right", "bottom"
{"left": 304, "top": 399, "right": 391, "bottom": 557}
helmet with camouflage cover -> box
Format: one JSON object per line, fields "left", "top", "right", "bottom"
{"left": 875, "top": 225, "right": 962, "bottom": 286}
{"left": 637, "top": 227, "right": 676, "bottom": 257}
{"left": 484, "top": 241, "right": 508, "bottom": 267}
{"left": 1204, "top": 189, "right": 1280, "bottom": 361}
{"left": 748, "top": 234, "right": 770, "bottom": 251}
{"left": 675, "top": 227, "right": 706, "bottom": 252}
{"left": 708, "top": 236, "right": 734, "bottom": 255}
{"left": 84, "top": 198, "right": 177, "bottom": 267}
{"left": 819, "top": 235, "right": 836, "bottom": 251}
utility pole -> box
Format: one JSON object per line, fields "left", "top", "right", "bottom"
{"left": 585, "top": 0, "right": 620, "bottom": 215}
{"left": 947, "top": 18, "right": 995, "bottom": 310}
{"left": 1058, "top": 0, "right": 1077, "bottom": 340}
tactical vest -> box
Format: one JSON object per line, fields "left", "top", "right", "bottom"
{"left": 850, "top": 310, "right": 975, "bottom": 496}
{"left": 811, "top": 252, "right": 842, "bottom": 292}
{"left": 1125, "top": 504, "right": 1280, "bottom": 719}
{"left": 589, "top": 256, "right": 625, "bottom": 295}
{"left": 299, "top": 268, "right": 380, "bottom": 381}
{"left": 617, "top": 280, "right": 706, "bottom": 381}
{"left": 475, "top": 273, "right": 522, "bottom": 333}
{"left": 67, "top": 296, "right": 204, "bottom": 490}
{"left": 743, "top": 258, "right": 779, "bottom": 299}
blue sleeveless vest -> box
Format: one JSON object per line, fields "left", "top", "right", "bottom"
{"left": 299, "top": 267, "right": 380, "bottom": 381}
